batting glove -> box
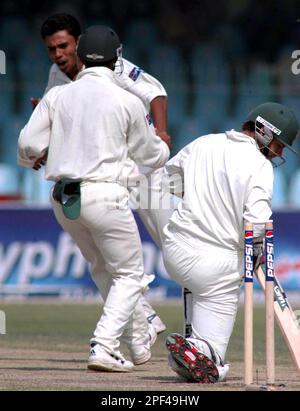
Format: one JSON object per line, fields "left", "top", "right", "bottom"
{"left": 253, "top": 237, "right": 265, "bottom": 270}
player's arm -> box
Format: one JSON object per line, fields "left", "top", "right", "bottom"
{"left": 243, "top": 160, "right": 273, "bottom": 237}
{"left": 127, "top": 97, "right": 170, "bottom": 169}
{"left": 150, "top": 96, "right": 170, "bottom": 147}
{"left": 243, "top": 160, "right": 273, "bottom": 269}
{"left": 18, "top": 95, "right": 51, "bottom": 169}
{"left": 117, "top": 59, "right": 171, "bottom": 147}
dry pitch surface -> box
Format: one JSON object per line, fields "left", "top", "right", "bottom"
{"left": 0, "top": 302, "right": 299, "bottom": 391}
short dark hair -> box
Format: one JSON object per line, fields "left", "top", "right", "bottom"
{"left": 242, "top": 120, "right": 255, "bottom": 132}
{"left": 41, "top": 13, "right": 81, "bottom": 39}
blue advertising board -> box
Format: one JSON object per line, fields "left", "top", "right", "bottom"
{"left": 0, "top": 206, "right": 299, "bottom": 298}
{"left": 272, "top": 210, "right": 300, "bottom": 289}
{"left": 0, "top": 206, "right": 179, "bottom": 298}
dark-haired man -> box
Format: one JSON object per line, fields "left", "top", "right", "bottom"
{"left": 41, "top": 13, "right": 81, "bottom": 85}
{"left": 31, "top": 13, "right": 81, "bottom": 107}
{"left": 38, "top": 13, "right": 170, "bottom": 147}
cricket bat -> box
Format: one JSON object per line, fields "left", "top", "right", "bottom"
{"left": 256, "top": 266, "right": 300, "bottom": 377}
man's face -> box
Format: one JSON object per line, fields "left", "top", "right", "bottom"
{"left": 45, "top": 30, "right": 78, "bottom": 78}
{"left": 267, "top": 138, "right": 285, "bottom": 160}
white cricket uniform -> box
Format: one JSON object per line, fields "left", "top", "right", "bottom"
{"left": 18, "top": 66, "right": 169, "bottom": 355}
{"left": 162, "top": 130, "right": 273, "bottom": 361}
{"left": 44, "top": 59, "right": 170, "bottom": 244}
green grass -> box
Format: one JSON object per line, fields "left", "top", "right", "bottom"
{"left": 1, "top": 302, "right": 101, "bottom": 350}
{"left": 228, "top": 305, "right": 292, "bottom": 364}
{"left": 0, "top": 302, "right": 294, "bottom": 365}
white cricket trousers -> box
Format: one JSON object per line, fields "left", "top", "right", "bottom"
{"left": 162, "top": 231, "right": 244, "bottom": 362}
{"left": 130, "top": 168, "right": 179, "bottom": 248}
{"left": 129, "top": 168, "right": 179, "bottom": 317}
{"left": 51, "top": 181, "right": 151, "bottom": 354}
{"left": 128, "top": 168, "right": 177, "bottom": 317}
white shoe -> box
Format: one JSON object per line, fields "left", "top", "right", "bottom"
{"left": 148, "top": 323, "right": 158, "bottom": 347}
{"left": 216, "top": 363, "right": 230, "bottom": 382}
{"left": 130, "top": 345, "right": 151, "bottom": 365}
{"left": 120, "top": 325, "right": 153, "bottom": 365}
{"left": 127, "top": 327, "right": 153, "bottom": 364}
{"left": 87, "top": 344, "right": 134, "bottom": 372}
{"left": 147, "top": 313, "right": 167, "bottom": 334}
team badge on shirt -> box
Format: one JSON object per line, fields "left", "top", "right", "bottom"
{"left": 146, "top": 114, "right": 153, "bottom": 125}
{"left": 129, "top": 66, "right": 143, "bottom": 81}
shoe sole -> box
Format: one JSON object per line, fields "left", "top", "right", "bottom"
{"left": 87, "top": 360, "right": 133, "bottom": 373}
{"left": 168, "top": 353, "right": 195, "bottom": 381}
{"left": 166, "top": 333, "right": 219, "bottom": 383}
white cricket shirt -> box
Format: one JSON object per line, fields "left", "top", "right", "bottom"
{"left": 44, "top": 58, "right": 168, "bottom": 184}
{"left": 18, "top": 67, "right": 169, "bottom": 182}
{"left": 44, "top": 58, "right": 167, "bottom": 110}
{"left": 164, "top": 130, "right": 273, "bottom": 252}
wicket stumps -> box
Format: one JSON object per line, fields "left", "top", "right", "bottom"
{"left": 244, "top": 221, "right": 275, "bottom": 390}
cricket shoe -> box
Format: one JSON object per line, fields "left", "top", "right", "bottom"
{"left": 166, "top": 333, "right": 219, "bottom": 383}
{"left": 168, "top": 353, "right": 195, "bottom": 381}
{"left": 147, "top": 313, "right": 167, "bottom": 334}
{"left": 129, "top": 344, "right": 151, "bottom": 365}
{"left": 216, "top": 363, "right": 230, "bottom": 382}
{"left": 187, "top": 337, "right": 230, "bottom": 382}
{"left": 148, "top": 323, "right": 158, "bottom": 347}
{"left": 125, "top": 333, "right": 152, "bottom": 365}
{"left": 88, "top": 343, "right": 134, "bottom": 372}
{"left": 120, "top": 325, "right": 154, "bottom": 365}
{"left": 168, "top": 352, "right": 229, "bottom": 382}
{"left": 129, "top": 324, "right": 155, "bottom": 364}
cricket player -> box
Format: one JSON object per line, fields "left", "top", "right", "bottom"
{"left": 18, "top": 25, "right": 170, "bottom": 372}
{"left": 161, "top": 102, "right": 299, "bottom": 383}
{"left": 34, "top": 13, "right": 170, "bottom": 336}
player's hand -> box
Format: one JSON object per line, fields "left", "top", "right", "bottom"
{"left": 31, "top": 98, "right": 41, "bottom": 110}
{"left": 33, "top": 153, "right": 47, "bottom": 170}
{"left": 253, "top": 238, "right": 265, "bottom": 270}
{"left": 156, "top": 130, "right": 172, "bottom": 149}
{"left": 254, "top": 253, "right": 265, "bottom": 270}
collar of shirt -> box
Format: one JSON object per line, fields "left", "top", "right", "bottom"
{"left": 52, "top": 63, "right": 73, "bottom": 83}
{"left": 226, "top": 129, "right": 260, "bottom": 149}
{"left": 76, "top": 66, "right": 117, "bottom": 84}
